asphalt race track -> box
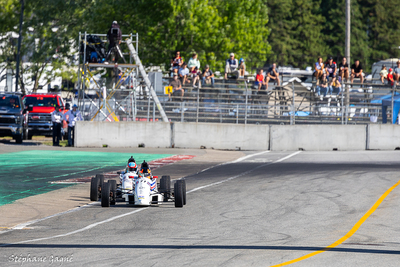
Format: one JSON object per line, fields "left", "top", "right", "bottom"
{"left": 1, "top": 151, "right": 400, "bottom": 267}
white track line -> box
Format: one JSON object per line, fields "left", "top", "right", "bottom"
{"left": 1, "top": 151, "right": 301, "bottom": 246}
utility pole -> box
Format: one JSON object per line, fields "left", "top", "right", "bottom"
{"left": 345, "top": 0, "right": 351, "bottom": 123}
{"left": 15, "top": 0, "right": 24, "bottom": 93}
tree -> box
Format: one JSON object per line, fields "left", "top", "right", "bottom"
{"left": 266, "top": 0, "right": 327, "bottom": 69}
{"left": 82, "top": 0, "right": 270, "bottom": 73}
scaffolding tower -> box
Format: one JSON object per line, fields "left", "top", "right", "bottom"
{"left": 76, "top": 31, "right": 167, "bottom": 122}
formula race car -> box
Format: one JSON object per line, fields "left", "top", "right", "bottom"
{"left": 89, "top": 160, "right": 186, "bottom": 208}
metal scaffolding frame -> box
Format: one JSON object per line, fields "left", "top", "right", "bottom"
{"left": 76, "top": 32, "right": 141, "bottom": 122}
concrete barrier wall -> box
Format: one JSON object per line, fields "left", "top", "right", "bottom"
{"left": 270, "top": 125, "right": 366, "bottom": 151}
{"left": 368, "top": 124, "right": 400, "bottom": 150}
{"left": 76, "top": 121, "right": 400, "bottom": 151}
{"left": 75, "top": 121, "right": 171, "bottom": 148}
{"left": 173, "top": 122, "right": 269, "bottom": 150}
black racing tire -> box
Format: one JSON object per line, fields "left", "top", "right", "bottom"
{"left": 174, "top": 181, "right": 184, "bottom": 208}
{"left": 160, "top": 175, "right": 171, "bottom": 200}
{"left": 27, "top": 134, "right": 33, "bottom": 140}
{"left": 109, "top": 180, "right": 117, "bottom": 205}
{"left": 90, "top": 177, "right": 100, "bottom": 201}
{"left": 101, "top": 182, "right": 110, "bottom": 207}
{"left": 180, "top": 180, "right": 186, "bottom": 205}
{"left": 96, "top": 174, "right": 104, "bottom": 191}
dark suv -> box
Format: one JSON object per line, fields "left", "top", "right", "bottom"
{"left": 0, "top": 92, "right": 28, "bottom": 143}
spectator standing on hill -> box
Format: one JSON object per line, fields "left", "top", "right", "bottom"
{"left": 168, "top": 73, "right": 184, "bottom": 101}
{"left": 339, "top": 57, "right": 349, "bottom": 82}
{"left": 351, "top": 60, "right": 364, "bottom": 84}
{"left": 106, "top": 21, "right": 122, "bottom": 62}
{"left": 255, "top": 69, "right": 265, "bottom": 91}
{"left": 380, "top": 65, "right": 388, "bottom": 84}
{"left": 187, "top": 53, "right": 200, "bottom": 73}
{"left": 393, "top": 61, "right": 400, "bottom": 85}
{"left": 314, "top": 57, "right": 324, "bottom": 83}
{"left": 171, "top": 51, "right": 183, "bottom": 75}
{"left": 387, "top": 68, "right": 395, "bottom": 87}
{"left": 202, "top": 65, "right": 215, "bottom": 87}
{"left": 225, "top": 53, "right": 239, "bottom": 79}
{"left": 179, "top": 63, "right": 190, "bottom": 86}
{"left": 317, "top": 73, "right": 329, "bottom": 100}
{"left": 239, "top": 58, "right": 246, "bottom": 78}
{"left": 325, "top": 56, "right": 337, "bottom": 79}
{"left": 266, "top": 63, "right": 280, "bottom": 90}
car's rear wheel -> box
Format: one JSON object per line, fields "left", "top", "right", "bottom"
{"left": 15, "top": 133, "right": 23, "bottom": 144}
{"left": 96, "top": 174, "right": 104, "bottom": 192}
{"left": 109, "top": 180, "right": 117, "bottom": 205}
{"left": 174, "top": 181, "right": 184, "bottom": 208}
{"left": 101, "top": 182, "right": 110, "bottom": 207}
{"left": 160, "top": 175, "right": 171, "bottom": 201}
{"left": 180, "top": 180, "right": 187, "bottom": 205}
{"left": 90, "top": 177, "right": 100, "bottom": 201}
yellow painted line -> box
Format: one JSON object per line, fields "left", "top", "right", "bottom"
{"left": 271, "top": 179, "right": 400, "bottom": 267}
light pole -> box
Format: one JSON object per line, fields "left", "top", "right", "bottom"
{"left": 15, "top": 0, "right": 24, "bottom": 93}
{"left": 345, "top": 0, "right": 350, "bottom": 124}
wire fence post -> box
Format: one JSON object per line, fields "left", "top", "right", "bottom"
{"left": 245, "top": 81, "right": 248, "bottom": 124}
{"left": 291, "top": 81, "right": 295, "bottom": 125}
{"left": 236, "top": 104, "right": 239, "bottom": 124}
{"left": 391, "top": 84, "right": 395, "bottom": 124}
{"left": 196, "top": 88, "right": 200, "bottom": 123}
{"left": 181, "top": 102, "right": 185, "bottom": 122}
{"left": 152, "top": 100, "right": 155, "bottom": 122}
{"left": 341, "top": 90, "right": 344, "bottom": 124}
{"left": 147, "top": 95, "right": 150, "bottom": 122}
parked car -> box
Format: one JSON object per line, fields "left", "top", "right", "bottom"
{"left": 0, "top": 92, "right": 28, "bottom": 143}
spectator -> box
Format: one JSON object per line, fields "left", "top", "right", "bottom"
{"left": 387, "top": 68, "right": 395, "bottom": 87}
{"left": 169, "top": 73, "right": 184, "bottom": 101}
{"left": 380, "top": 65, "right": 388, "bottom": 84}
{"left": 187, "top": 53, "right": 200, "bottom": 72}
{"left": 106, "top": 21, "right": 122, "bottom": 63}
{"left": 351, "top": 60, "right": 364, "bottom": 84}
{"left": 190, "top": 67, "right": 201, "bottom": 88}
{"left": 325, "top": 56, "right": 337, "bottom": 79}
{"left": 63, "top": 104, "right": 83, "bottom": 147}
{"left": 266, "top": 63, "right": 280, "bottom": 90}
{"left": 393, "top": 60, "right": 400, "bottom": 85}
{"left": 202, "top": 65, "right": 215, "bottom": 87}
{"left": 224, "top": 53, "right": 239, "bottom": 79}
{"left": 314, "top": 57, "right": 324, "bottom": 82}
{"left": 51, "top": 105, "right": 63, "bottom": 146}
{"left": 239, "top": 58, "right": 246, "bottom": 78}
{"left": 338, "top": 57, "right": 349, "bottom": 82}
{"left": 329, "top": 77, "right": 341, "bottom": 96}
{"left": 171, "top": 51, "right": 183, "bottom": 75}
{"left": 317, "top": 73, "right": 329, "bottom": 100}
{"left": 255, "top": 69, "right": 265, "bottom": 91}
{"left": 178, "top": 63, "right": 190, "bottom": 86}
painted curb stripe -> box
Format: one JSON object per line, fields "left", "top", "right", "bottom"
{"left": 271, "top": 178, "right": 400, "bottom": 267}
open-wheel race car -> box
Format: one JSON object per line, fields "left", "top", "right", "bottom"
{"left": 89, "top": 160, "right": 186, "bottom": 208}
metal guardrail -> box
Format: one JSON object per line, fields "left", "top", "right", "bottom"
{"left": 78, "top": 75, "right": 399, "bottom": 125}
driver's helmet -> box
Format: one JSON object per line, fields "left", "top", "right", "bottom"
{"left": 127, "top": 162, "right": 137, "bottom": 172}
{"left": 140, "top": 161, "right": 151, "bottom": 176}
{"left": 128, "top": 156, "right": 135, "bottom": 163}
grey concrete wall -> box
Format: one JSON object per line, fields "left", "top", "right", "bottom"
{"left": 368, "top": 124, "right": 400, "bottom": 150}
{"left": 173, "top": 122, "right": 269, "bottom": 150}
{"left": 270, "top": 125, "right": 366, "bottom": 151}
{"left": 75, "top": 121, "right": 171, "bottom": 148}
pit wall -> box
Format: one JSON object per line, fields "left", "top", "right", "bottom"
{"left": 75, "top": 121, "right": 400, "bottom": 151}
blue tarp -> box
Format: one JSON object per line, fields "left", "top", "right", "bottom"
{"left": 382, "top": 95, "right": 400, "bottom": 124}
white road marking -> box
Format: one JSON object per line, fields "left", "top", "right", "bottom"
{"left": 231, "top": 150, "right": 270, "bottom": 163}
{"left": 1, "top": 151, "right": 301, "bottom": 246}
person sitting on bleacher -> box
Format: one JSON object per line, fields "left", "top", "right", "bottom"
{"left": 325, "top": 56, "right": 337, "bottom": 80}
{"left": 179, "top": 63, "right": 190, "bottom": 86}
{"left": 171, "top": 51, "right": 183, "bottom": 76}
{"left": 255, "top": 69, "right": 265, "bottom": 91}
{"left": 201, "top": 65, "right": 215, "bottom": 87}
{"left": 351, "top": 60, "right": 364, "bottom": 84}
{"left": 380, "top": 65, "right": 388, "bottom": 84}
{"left": 239, "top": 58, "right": 246, "bottom": 78}
{"left": 314, "top": 57, "right": 324, "bottom": 83}
{"left": 266, "top": 63, "right": 280, "bottom": 90}
{"left": 393, "top": 61, "right": 400, "bottom": 85}
{"left": 224, "top": 53, "right": 239, "bottom": 79}
{"left": 169, "top": 73, "right": 184, "bottom": 101}
{"left": 329, "top": 77, "right": 341, "bottom": 96}
{"left": 387, "top": 68, "right": 395, "bottom": 87}
{"left": 317, "top": 73, "right": 329, "bottom": 100}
